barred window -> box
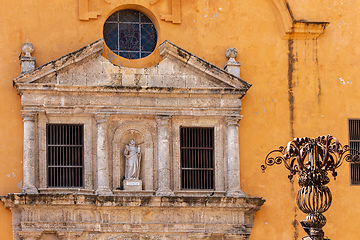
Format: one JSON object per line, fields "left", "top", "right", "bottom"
{"left": 180, "top": 127, "right": 214, "bottom": 190}
{"left": 103, "top": 9, "right": 157, "bottom": 59}
{"left": 349, "top": 119, "right": 360, "bottom": 185}
{"left": 47, "top": 124, "right": 84, "bottom": 188}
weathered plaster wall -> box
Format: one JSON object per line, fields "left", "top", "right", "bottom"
{"left": 0, "top": 0, "right": 359, "bottom": 239}
{"left": 241, "top": 1, "right": 360, "bottom": 240}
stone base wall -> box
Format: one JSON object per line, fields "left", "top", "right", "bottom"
{"left": 1, "top": 194, "right": 264, "bottom": 240}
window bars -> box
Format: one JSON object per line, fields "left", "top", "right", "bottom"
{"left": 180, "top": 127, "right": 214, "bottom": 190}
{"left": 349, "top": 119, "right": 360, "bottom": 185}
{"left": 47, "top": 124, "right": 84, "bottom": 188}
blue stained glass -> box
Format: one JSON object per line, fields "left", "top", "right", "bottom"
{"left": 103, "top": 23, "right": 119, "bottom": 50}
{"left": 141, "top": 52, "right": 151, "bottom": 58}
{"left": 119, "top": 23, "right": 139, "bottom": 51}
{"left": 103, "top": 9, "right": 157, "bottom": 59}
{"left": 107, "top": 13, "right": 118, "bottom": 22}
{"left": 141, "top": 24, "right": 156, "bottom": 51}
{"left": 119, "top": 9, "right": 140, "bottom": 22}
{"left": 140, "top": 13, "right": 152, "bottom": 23}
{"left": 119, "top": 51, "right": 140, "bottom": 59}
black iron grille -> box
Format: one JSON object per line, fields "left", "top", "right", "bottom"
{"left": 47, "top": 124, "right": 84, "bottom": 188}
{"left": 180, "top": 127, "right": 214, "bottom": 190}
{"left": 349, "top": 119, "right": 360, "bottom": 185}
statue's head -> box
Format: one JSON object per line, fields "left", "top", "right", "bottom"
{"left": 129, "top": 139, "right": 135, "bottom": 146}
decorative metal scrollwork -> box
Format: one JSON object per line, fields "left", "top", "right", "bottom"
{"left": 262, "top": 135, "right": 360, "bottom": 240}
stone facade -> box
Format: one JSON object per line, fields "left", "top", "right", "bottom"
{"left": 1, "top": 194, "right": 264, "bottom": 240}
{"left": 1, "top": 39, "right": 264, "bottom": 239}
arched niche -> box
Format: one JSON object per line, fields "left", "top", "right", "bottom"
{"left": 112, "top": 122, "right": 154, "bottom": 191}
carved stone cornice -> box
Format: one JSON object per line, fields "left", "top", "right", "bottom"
{"left": 0, "top": 193, "right": 265, "bottom": 213}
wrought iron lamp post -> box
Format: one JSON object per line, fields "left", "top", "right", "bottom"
{"left": 261, "top": 135, "right": 360, "bottom": 240}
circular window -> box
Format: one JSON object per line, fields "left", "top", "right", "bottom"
{"left": 103, "top": 9, "right": 158, "bottom": 59}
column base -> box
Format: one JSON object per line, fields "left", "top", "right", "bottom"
{"left": 21, "top": 185, "right": 38, "bottom": 194}
{"left": 156, "top": 188, "right": 175, "bottom": 196}
{"left": 226, "top": 190, "right": 246, "bottom": 197}
{"left": 95, "top": 187, "right": 113, "bottom": 196}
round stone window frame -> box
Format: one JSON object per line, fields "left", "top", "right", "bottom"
{"left": 103, "top": 7, "right": 159, "bottom": 60}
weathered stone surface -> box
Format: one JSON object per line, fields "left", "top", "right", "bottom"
{"left": 1, "top": 194, "right": 265, "bottom": 240}
{"left": 6, "top": 40, "right": 263, "bottom": 240}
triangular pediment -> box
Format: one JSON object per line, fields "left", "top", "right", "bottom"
{"left": 13, "top": 39, "right": 251, "bottom": 94}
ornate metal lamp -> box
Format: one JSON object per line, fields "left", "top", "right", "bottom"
{"left": 261, "top": 135, "right": 360, "bottom": 240}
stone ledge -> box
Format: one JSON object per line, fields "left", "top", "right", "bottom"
{"left": 1, "top": 193, "right": 265, "bottom": 240}
{"left": 16, "top": 84, "right": 249, "bottom": 95}
{"left": 1, "top": 193, "right": 265, "bottom": 209}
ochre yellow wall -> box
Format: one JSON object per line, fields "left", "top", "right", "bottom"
{"left": 0, "top": 0, "right": 359, "bottom": 239}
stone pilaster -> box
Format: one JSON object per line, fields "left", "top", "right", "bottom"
{"left": 225, "top": 116, "right": 245, "bottom": 197}
{"left": 21, "top": 111, "right": 38, "bottom": 194}
{"left": 155, "top": 115, "right": 174, "bottom": 196}
{"left": 95, "top": 114, "right": 112, "bottom": 195}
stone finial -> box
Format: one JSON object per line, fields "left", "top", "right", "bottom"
{"left": 224, "top": 47, "right": 241, "bottom": 78}
{"left": 20, "top": 42, "right": 36, "bottom": 75}
{"left": 22, "top": 42, "right": 34, "bottom": 57}
{"left": 225, "top": 47, "right": 238, "bottom": 59}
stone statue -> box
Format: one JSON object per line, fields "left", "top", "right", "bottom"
{"left": 124, "top": 139, "right": 141, "bottom": 180}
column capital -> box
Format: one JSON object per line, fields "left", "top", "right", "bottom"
{"left": 94, "top": 113, "right": 110, "bottom": 124}
{"left": 225, "top": 116, "right": 242, "bottom": 126}
{"left": 156, "top": 115, "right": 172, "bottom": 125}
{"left": 21, "top": 111, "right": 37, "bottom": 122}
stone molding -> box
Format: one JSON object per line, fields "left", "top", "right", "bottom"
{"left": 14, "top": 39, "right": 251, "bottom": 92}
{"left": 171, "top": 116, "right": 225, "bottom": 193}
{"left": 37, "top": 115, "right": 94, "bottom": 191}
{"left": 1, "top": 193, "right": 265, "bottom": 240}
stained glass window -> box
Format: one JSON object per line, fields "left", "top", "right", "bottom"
{"left": 103, "top": 9, "right": 157, "bottom": 59}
